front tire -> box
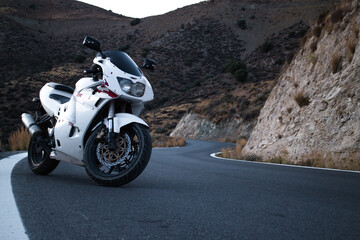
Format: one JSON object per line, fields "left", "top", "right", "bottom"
{"left": 84, "top": 123, "right": 152, "bottom": 187}
{"left": 28, "top": 135, "right": 59, "bottom": 175}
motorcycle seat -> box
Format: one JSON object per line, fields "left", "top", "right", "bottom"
{"left": 49, "top": 94, "right": 70, "bottom": 104}
{"left": 48, "top": 83, "right": 74, "bottom": 94}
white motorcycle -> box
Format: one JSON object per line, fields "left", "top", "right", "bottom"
{"left": 22, "top": 36, "right": 156, "bottom": 186}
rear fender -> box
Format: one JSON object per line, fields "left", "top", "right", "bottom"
{"left": 104, "top": 113, "right": 148, "bottom": 133}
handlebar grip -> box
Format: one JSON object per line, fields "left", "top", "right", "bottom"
{"left": 84, "top": 69, "right": 96, "bottom": 74}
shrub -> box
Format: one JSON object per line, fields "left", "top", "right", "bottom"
{"left": 118, "top": 44, "right": 130, "bottom": 51}
{"left": 308, "top": 53, "right": 317, "bottom": 65}
{"left": 193, "top": 79, "right": 201, "bottom": 86}
{"left": 130, "top": 18, "right": 141, "bottom": 26}
{"left": 310, "top": 41, "right": 317, "bottom": 52}
{"left": 294, "top": 92, "right": 310, "bottom": 107}
{"left": 330, "top": 53, "right": 341, "bottom": 74}
{"left": 74, "top": 55, "right": 86, "bottom": 63}
{"left": 157, "top": 96, "right": 169, "bottom": 106}
{"left": 223, "top": 60, "right": 246, "bottom": 73}
{"left": 185, "top": 58, "right": 194, "bottom": 67}
{"left": 234, "top": 69, "right": 248, "bottom": 82}
{"left": 261, "top": 41, "right": 273, "bottom": 53}
{"left": 141, "top": 48, "right": 150, "bottom": 57}
{"left": 288, "top": 31, "right": 296, "bottom": 38}
{"left": 298, "top": 28, "right": 308, "bottom": 38}
{"left": 330, "top": 9, "right": 343, "bottom": 24}
{"left": 236, "top": 139, "right": 247, "bottom": 158}
{"left": 8, "top": 126, "right": 30, "bottom": 151}
{"left": 269, "top": 156, "right": 287, "bottom": 164}
{"left": 221, "top": 148, "right": 236, "bottom": 159}
{"left": 346, "top": 39, "right": 357, "bottom": 62}
{"left": 155, "top": 127, "right": 167, "bottom": 134}
{"left": 244, "top": 154, "right": 262, "bottom": 161}
{"left": 237, "top": 19, "right": 247, "bottom": 30}
{"left": 317, "top": 10, "right": 329, "bottom": 24}
{"left": 220, "top": 139, "right": 247, "bottom": 159}
{"left": 223, "top": 60, "right": 247, "bottom": 82}
{"left": 312, "top": 25, "right": 322, "bottom": 38}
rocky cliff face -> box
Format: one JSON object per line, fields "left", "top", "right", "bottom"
{"left": 242, "top": 0, "right": 360, "bottom": 168}
{"left": 170, "top": 113, "right": 255, "bottom": 140}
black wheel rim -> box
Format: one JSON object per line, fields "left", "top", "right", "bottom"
{"left": 30, "top": 140, "right": 47, "bottom": 166}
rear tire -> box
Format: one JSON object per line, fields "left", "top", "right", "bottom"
{"left": 28, "top": 135, "right": 59, "bottom": 175}
{"left": 84, "top": 123, "right": 152, "bottom": 187}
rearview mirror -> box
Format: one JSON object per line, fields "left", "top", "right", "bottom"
{"left": 142, "top": 58, "right": 156, "bottom": 70}
{"left": 83, "top": 36, "right": 102, "bottom": 53}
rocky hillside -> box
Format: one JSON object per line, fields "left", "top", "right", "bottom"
{"left": 0, "top": 0, "right": 342, "bottom": 146}
{"left": 242, "top": 0, "right": 360, "bottom": 169}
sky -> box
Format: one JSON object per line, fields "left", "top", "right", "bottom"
{"left": 77, "top": 0, "right": 205, "bottom": 18}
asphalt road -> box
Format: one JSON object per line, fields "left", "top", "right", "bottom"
{"left": 10, "top": 140, "right": 360, "bottom": 240}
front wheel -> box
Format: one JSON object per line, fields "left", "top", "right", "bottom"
{"left": 84, "top": 123, "right": 152, "bottom": 187}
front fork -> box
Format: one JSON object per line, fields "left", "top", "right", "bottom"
{"left": 107, "top": 101, "right": 116, "bottom": 150}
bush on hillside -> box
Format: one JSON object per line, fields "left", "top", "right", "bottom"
{"left": 74, "top": 55, "right": 86, "bottom": 63}
{"left": 294, "top": 92, "right": 310, "bottom": 107}
{"left": 118, "top": 44, "right": 130, "bottom": 52}
{"left": 223, "top": 60, "right": 248, "bottom": 82}
{"left": 330, "top": 53, "right": 341, "bottom": 74}
{"left": 130, "top": 18, "right": 141, "bottom": 26}
{"left": 261, "top": 41, "right": 273, "bottom": 53}
{"left": 237, "top": 19, "right": 247, "bottom": 30}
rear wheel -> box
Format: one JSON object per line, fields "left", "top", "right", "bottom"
{"left": 28, "top": 135, "right": 59, "bottom": 175}
{"left": 84, "top": 123, "right": 152, "bottom": 187}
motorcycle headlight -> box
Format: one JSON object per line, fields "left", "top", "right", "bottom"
{"left": 131, "top": 82, "right": 145, "bottom": 97}
{"left": 119, "top": 79, "right": 132, "bottom": 94}
{"left": 117, "top": 78, "right": 145, "bottom": 97}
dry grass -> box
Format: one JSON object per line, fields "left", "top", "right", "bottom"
{"left": 219, "top": 146, "right": 360, "bottom": 171}
{"left": 218, "top": 138, "right": 237, "bottom": 143}
{"left": 346, "top": 38, "right": 357, "bottom": 63}
{"left": 312, "top": 25, "right": 322, "bottom": 38}
{"left": 299, "top": 151, "right": 360, "bottom": 171}
{"left": 330, "top": 52, "right": 342, "bottom": 73}
{"left": 220, "top": 138, "right": 247, "bottom": 159}
{"left": 151, "top": 134, "right": 186, "bottom": 148}
{"left": 307, "top": 53, "right": 317, "bottom": 65}
{"left": 330, "top": 9, "right": 344, "bottom": 24}
{"left": 351, "top": 23, "right": 359, "bottom": 38}
{"left": 310, "top": 41, "right": 317, "bottom": 52}
{"left": 8, "top": 126, "right": 30, "bottom": 151}
{"left": 268, "top": 156, "right": 291, "bottom": 165}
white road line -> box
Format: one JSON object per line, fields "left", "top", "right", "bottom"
{"left": 210, "top": 152, "right": 360, "bottom": 174}
{"left": 0, "top": 152, "right": 29, "bottom": 240}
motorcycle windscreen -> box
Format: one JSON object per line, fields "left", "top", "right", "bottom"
{"left": 99, "top": 51, "right": 143, "bottom": 77}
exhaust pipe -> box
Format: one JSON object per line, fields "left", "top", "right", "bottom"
{"left": 22, "top": 113, "right": 42, "bottom": 136}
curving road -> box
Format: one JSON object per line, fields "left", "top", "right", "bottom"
{"left": 6, "top": 140, "right": 360, "bottom": 239}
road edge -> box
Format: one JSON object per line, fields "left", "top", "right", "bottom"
{"left": 210, "top": 152, "right": 360, "bottom": 174}
{"left": 0, "top": 152, "right": 29, "bottom": 240}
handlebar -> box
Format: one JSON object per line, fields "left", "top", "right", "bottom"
{"left": 84, "top": 69, "right": 97, "bottom": 74}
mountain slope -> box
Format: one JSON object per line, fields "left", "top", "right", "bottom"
{"left": 0, "top": 0, "right": 342, "bottom": 146}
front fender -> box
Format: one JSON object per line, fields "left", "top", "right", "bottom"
{"left": 104, "top": 113, "right": 148, "bottom": 133}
